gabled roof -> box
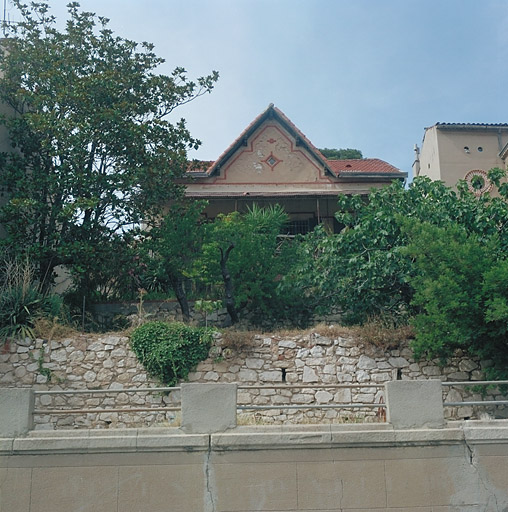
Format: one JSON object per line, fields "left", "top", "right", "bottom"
{"left": 191, "top": 103, "right": 335, "bottom": 178}
{"left": 186, "top": 104, "right": 406, "bottom": 181}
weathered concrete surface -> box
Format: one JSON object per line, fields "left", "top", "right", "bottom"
{"left": 0, "top": 388, "right": 33, "bottom": 437}
{"left": 181, "top": 383, "right": 237, "bottom": 434}
{"left": 2, "top": 422, "right": 508, "bottom": 511}
{"left": 386, "top": 379, "right": 445, "bottom": 429}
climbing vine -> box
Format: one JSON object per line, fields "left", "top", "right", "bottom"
{"left": 130, "top": 321, "right": 214, "bottom": 385}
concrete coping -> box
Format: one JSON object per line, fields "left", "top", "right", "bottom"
{"left": 2, "top": 422, "right": 508, "bottom": 455}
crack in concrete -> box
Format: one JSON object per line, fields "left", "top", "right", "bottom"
{"left": 204, "top": 435, "right": 216, "bottom": 512}
{"left": 462, "top": 426, "right": 502, "bottom": 512}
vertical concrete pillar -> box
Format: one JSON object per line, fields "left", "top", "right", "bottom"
{"left": 0, "top": 388, "right": 34, "bottom": 436}
{"left": 385, "top": 380, "right": 444, "bottom": 429}
{"left": 181, "top": 383, "right": 237, "bottom": 434}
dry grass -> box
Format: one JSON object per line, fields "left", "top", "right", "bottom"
{"left": 33, "top": 317, "right": 80, "bottom": 341}
{"left": 352, "top": 320, "right": 414, "bottom": 350}
{"left": 266, "top": 323, "right": 355, "bottom": 340}
{"left": 220, "top": 320, "right": 412, "bottom": 352}
{"left": 221, "top": 328, "right": 257, "bottom": 351}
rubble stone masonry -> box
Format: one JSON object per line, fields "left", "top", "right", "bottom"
{"left": 0, "top": 328, "right": 504, "bottom": 429}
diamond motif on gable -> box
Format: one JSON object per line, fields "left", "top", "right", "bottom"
{"left": 263, "top": 153, "right": 281, "bottom": 171}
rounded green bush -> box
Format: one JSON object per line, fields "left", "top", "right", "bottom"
{"left": 130, "top": 321, "right": 214, "bottom": 385}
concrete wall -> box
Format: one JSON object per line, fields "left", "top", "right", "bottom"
{"left": 2, "top": 382, "right": 508, "bottom": 511}
{"left": 2, "top": 421, "right": 508, "bottom": 511}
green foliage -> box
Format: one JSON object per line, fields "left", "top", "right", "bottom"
{"left": 199, "top": 204, "right": 290, "bottom": 322}
{"left": 405, "top": 222, "right": 489, "bottom": 360}
{"left": 194, "top": 299, "right": 222, "bottom": 327}
{"left": 319, "top": 148, "right": 363, "bottom": 160}
{"left": 130, "top": 321, "right": 214, "bottom": 385}
{"left": 285, "top": 173, "right": 508, "bottom": 325}
{"left": 144, "top": 200, "right": 207, "bottom": 319}
{"left": 0, "top": 257, "right": 66, "bottom": 341}
{"left": 0, "top": 1, "right": 218, "bottom": 295}
{"left": 0, "top": 284, "right": 42, "bottom": 340}
{"left": 404, "top": 221, "right": 508, "bottom": 379}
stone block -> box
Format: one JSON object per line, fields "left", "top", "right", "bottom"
{"left": 315, "top": 390, "right": 333, "bottom": 403}
{"left": 459, "top": 359, "right": 478, "bottom": 372}
{"left": 388, "top": 356, "right": 410, "bottom": 368}
{"left": 386, "top": 380, "right": 444, "bottom": 429}
{"left": 181, "top": 383, "right": 237, "bottom": 434}
{"left": 0, "top": 388, "right": 34, "bottom": 436}
{"left": 260, "top": 370, "right": 282, "bottom": 382}
{"left": 278, "top": 340, "right": 297, "bottom": 349}
{"left": 245, "top": 357, "right": 264, "bottom": 369}
{"left": 334, "top": 388, "right": 352, "bottom": 403}
{"left": 358, "top": 355, "right": 376, "bottom": 370}
{"left": 238, "top": 369, "right": 257, "bottom": 382}
{"left": 422, "top": 365, "right": 442, "bottom": 376}
{"left": 303, "top": 366, "right": 318, "bottom": 382}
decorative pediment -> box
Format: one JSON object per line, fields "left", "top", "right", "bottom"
{"left": 184, "top": 104, "right": 406, "bottom": 197}
{"left": 196, "top": 104, "right": 335, "bottom": 185}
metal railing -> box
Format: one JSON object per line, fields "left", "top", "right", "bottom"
{"left": 33, "top": 386, "right": 181, "bottom": 416}
{"left": 442, "top": 380, "right": 508, "bottom": 407}
{"left": 236, "top": 383, "right": 386, "bottom": 412}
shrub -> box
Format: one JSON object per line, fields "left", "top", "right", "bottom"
{"left": 0, "top": 257, "right": 67, "bottom": 341}
{"left": 130, "top": 321, "right": 214, "bottom": 385}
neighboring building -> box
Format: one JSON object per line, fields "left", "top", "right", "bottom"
{"left": 414, "top": 123, "right": 508, "bottom": 195}
{"left": 183, "top": 104, "right": 406, "bottom": 234}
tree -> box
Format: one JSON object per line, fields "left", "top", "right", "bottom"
{"left": 284, "top": 172, "right": 508, "bottom": 325}
{"left": 319, "top": 148, "right": 363, "bottom": 160}
{"left": 0, "top": 1, "right": 218, "bottom": 295}
{"left": 405, "top": 221, "right": 508, "bottom": 379}
{"left": 144, "top": 200, "right": 207, "bottom": 322}
{"left": 199, "top": 204, "right": 289, "bottom": 324}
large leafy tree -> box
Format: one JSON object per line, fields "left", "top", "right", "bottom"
{"left": 0, "top": 1, "right": 218, "bottom": 293}
{"left": 144, "top": 200, "right": 208, "bottom": 322}
{"left": 405, "top": 221, "right": 508, "bottom": 379}
{"left": 284, "top": 171, "right": 508, "bottom": 325}
{"left": 199, "top": 204, "right": 290, "bottom": 324}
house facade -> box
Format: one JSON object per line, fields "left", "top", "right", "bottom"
{"left": 414, "top": 123, "right": 508, "bottom": 195}
{"left": 183, "top": 104, "right": 406, "bottom": 233}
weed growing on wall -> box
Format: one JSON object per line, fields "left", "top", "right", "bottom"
{"left": 130, "top": 321, "right": 214, "bottom": 385}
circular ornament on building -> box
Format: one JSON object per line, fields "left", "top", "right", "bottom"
{"left": 464, "top": 169, "right": 492, "bottom": 196}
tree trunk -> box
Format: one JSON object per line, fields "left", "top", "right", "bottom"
{"left": 220, "top": 244, "right": 239, "bottom": 324}
{"left": 170, "top": 274, "right": 190, "bottom": 323}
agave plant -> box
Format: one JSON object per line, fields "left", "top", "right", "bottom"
{"left": 0, "top": 256, "right": 64, "bottom": 343}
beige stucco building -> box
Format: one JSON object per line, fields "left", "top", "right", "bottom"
{"left": 183, "top": 104, "right": 406, "bottom": 233}
{"left": 414, "top": 123, "right": 508, "bottom": 194}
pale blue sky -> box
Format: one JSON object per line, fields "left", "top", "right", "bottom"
{"left": 9, "top": 0, "right": 508, "bottom": 178}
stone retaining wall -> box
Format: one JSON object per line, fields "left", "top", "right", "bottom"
{"left": 0, "top": 327, "right": 505, "bottom": 429}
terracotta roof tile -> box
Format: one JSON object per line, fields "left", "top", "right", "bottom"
{"left": 327, "top": 158, "right": 401, "bottom": 175}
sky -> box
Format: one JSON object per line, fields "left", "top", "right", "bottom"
{"left": 7, "top": 0, "right": 508, "bottom": 179}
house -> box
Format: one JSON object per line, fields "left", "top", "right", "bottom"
{"left": 413, "top": 123, "right": 508, "bottom": 195}
{"left": 183, "top": 104, "right": 406, "bottom": 234}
